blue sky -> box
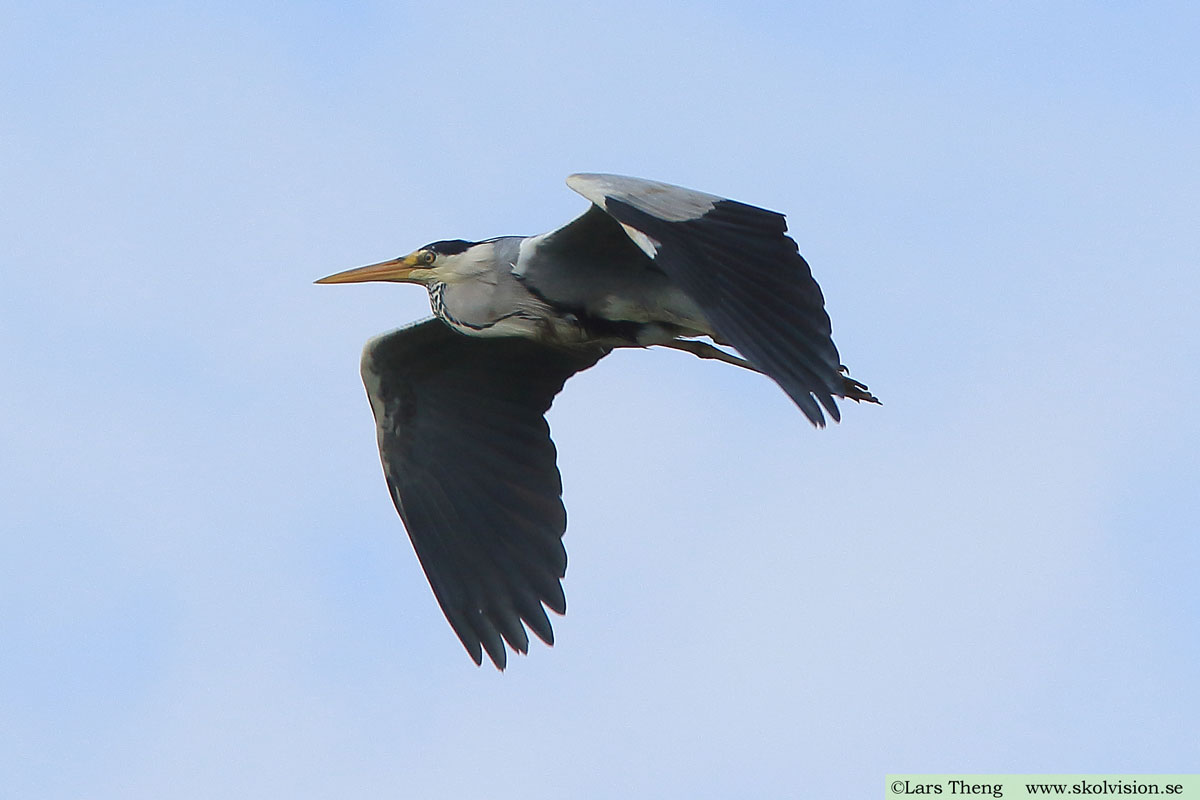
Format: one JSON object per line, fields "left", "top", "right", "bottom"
{"left": 3, "top": 2, "right": 1198, "bottom": 797}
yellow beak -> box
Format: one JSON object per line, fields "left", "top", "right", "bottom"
{"left": 315, "top": 253, "right": 422, "bottom": 284}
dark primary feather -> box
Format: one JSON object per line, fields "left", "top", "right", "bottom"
{"left": 361, "top": 319, "right": 608, "bottom": 668}
{"left": 601, "top": 196, "right": 845, "bottom": 426}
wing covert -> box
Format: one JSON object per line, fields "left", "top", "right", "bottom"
{"left": 361, "top": 319, "right": 608, "bottom": 668}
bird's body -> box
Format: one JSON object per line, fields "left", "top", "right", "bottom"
{"left": 413, "top": 232, "right": 714, "bottom": 350}
{"left": 318, "top": 173, "right": 877, "bottom": 669}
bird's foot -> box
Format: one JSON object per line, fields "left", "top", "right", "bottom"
{"left": 839, "top": 366, "right": 881, "bottom": 405}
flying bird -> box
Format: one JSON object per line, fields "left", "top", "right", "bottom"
{"left": 317, "top": 173, "right": 877, "bottom": 669}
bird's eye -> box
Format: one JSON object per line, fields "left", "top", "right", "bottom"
{"left": 418, "top": 250, "right": 437, "bottom": 266}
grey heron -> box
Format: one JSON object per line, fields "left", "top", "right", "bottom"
{"left": 317, "top": 173, "right": 878, "bottom": 669}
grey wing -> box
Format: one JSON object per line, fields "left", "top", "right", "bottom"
{"left": 566, "top": 173, "right": 846, "bottom": 426}
{"left": 361, "top": 319, "right": 609, "bottom": 669}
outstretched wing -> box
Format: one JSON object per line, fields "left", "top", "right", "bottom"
{"left": 361, "top": 319, "right": 609, "bottom": 669}
{"left": 566, "top": 173, "right": 846, "bottom": 426}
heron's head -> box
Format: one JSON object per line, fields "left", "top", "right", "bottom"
{"left": 316, "top": 239, "right": 487, "bottom": 287}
